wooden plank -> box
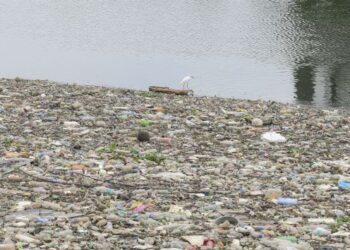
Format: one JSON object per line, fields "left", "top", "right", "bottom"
{"left": 149, "top": 86, "right": 193, "bottom": 95}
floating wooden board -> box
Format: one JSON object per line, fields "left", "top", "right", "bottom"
{"left": 149, "top": 86, "right": 193, "bottom": 95}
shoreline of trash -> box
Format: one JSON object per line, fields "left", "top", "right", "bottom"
{"left": 0, "top": 78, "right": 349, "bottom": 249}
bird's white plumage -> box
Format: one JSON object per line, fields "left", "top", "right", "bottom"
{"left": 180, "top": 75, "right": 194, "bottom": 89}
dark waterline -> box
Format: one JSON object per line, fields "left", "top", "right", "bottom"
{"left": 0, "top": 0, "right": 349, "bottom": 108}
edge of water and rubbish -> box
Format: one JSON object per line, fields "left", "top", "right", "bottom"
{"left": 0, "top": 77, "right": 349, "bottom": 249}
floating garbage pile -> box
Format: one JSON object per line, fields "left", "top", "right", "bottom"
{"left": 0, "top": 78, "right": 349, "bottom": 249}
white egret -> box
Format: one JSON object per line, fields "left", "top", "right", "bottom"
{"left": 180, "top": 76, "right": 194, "bottom": 89}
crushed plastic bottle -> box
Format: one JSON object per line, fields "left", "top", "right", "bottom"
{"left": 37, "top": 151, "right": 50, "bottom": 166}
{"left": 277, "top": 197, "right": 298, "bottom": 206}
{"left": 36, "top": 218, "right": 49, "bottom": 225}
{"left": 312, "top": 227, "right": 331, "bottom": 236}
{"left": 255, "top": 226, "right": 265, "bottom": 231}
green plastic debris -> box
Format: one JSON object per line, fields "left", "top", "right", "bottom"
{"left": 139, "top": 119, "right": 152, "bottom": 127}
{"left": 278, "top": 236, "right": 298, "bottom": 243}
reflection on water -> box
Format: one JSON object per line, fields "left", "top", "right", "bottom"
{"left": 292, "top": 0, "right": 350, "bottom": 107}
{"left": 0, "top": 0, "right": 349, "bottom": 108}
{"left": 294, "top": 64, "right": 315, "bottom": 104}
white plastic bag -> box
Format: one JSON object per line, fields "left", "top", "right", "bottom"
{"left": 261, "top": 132, "right": 286, "bottom": 143}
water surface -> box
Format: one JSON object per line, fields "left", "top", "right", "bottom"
{"left": 0, "top": 0, "right": 349, "bottom": 107}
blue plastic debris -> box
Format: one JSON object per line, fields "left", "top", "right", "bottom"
{"left": 36, "top": 218, "right": 49, "bottom": 224}
{"left": 277, "top": 197, "right": 298, "bottom": 206}
{"left": 105, "top": 188, "right": 114, "bottom": 195}
{"left": 338, "top": 182, "right": 350, "bottom": 189}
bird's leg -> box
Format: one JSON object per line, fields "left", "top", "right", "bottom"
{"left": 186, "top": 82, "right": 189, "bottom": 89}
{"left": 182, "top": 83, "right": 185, "bottom": 90}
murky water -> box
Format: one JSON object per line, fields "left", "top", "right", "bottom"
{"left": 0, "top": 0, "right": 349, "bottom": 107}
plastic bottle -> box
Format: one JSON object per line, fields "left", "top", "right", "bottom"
{"left": 338, "top": 182, "right": 350, "bottom": 189}
{"left": 277, "top": 197, "right": 298, "bottom": 206}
